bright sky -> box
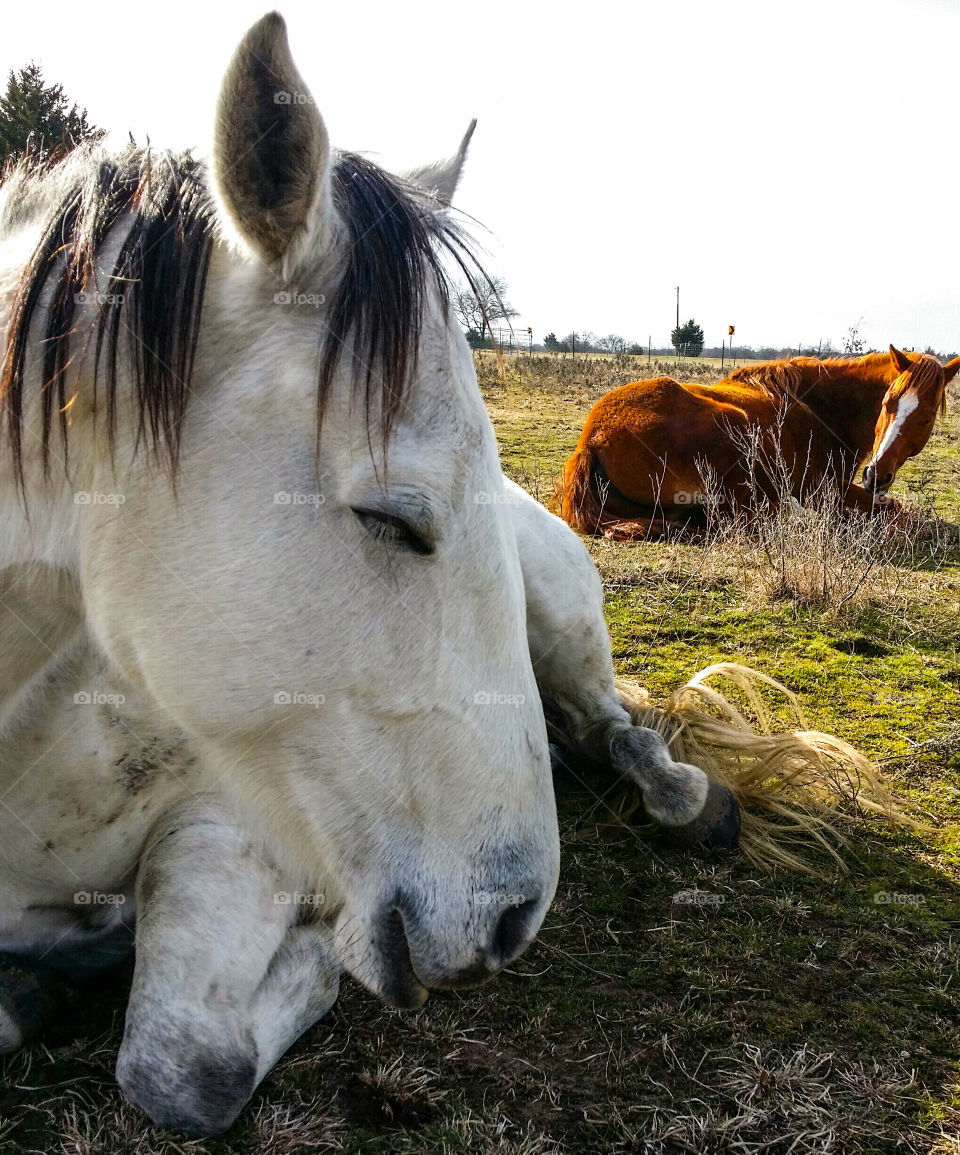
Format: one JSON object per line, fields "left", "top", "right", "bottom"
{"left": 3, "top": 0, "right": 958, "bottom": 353}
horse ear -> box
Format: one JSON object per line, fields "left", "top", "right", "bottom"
{"left": 212, "top": 12, "right": 332, "bottom": 275}
{"left": 944, "top": 356, "right": 960, "bottom": 383}
{"left": 403, "top": 119, "right": 477, "bottom": 207}
{"left": 889, "top": 345, "right": 912, "bottom": 374}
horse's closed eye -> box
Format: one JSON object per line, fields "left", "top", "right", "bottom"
{"left": 353, "top": 508, "right": 434, "bottom": 555}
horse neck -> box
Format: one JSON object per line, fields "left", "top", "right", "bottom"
{"left": 792, "top": 356, "right": 894, "bottom": 462}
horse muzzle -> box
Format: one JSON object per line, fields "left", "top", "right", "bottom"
{"left": 862, "top": 464, "right": 894, "bottom": 493}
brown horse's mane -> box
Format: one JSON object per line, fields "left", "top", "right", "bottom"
{"left": 725, "top": 351, "right": 948, "bottom": 417}
{"left": 724, "top": 361, "right": 805, "bottom": 403}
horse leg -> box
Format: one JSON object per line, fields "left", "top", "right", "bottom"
{"left": 841, "top": 481, "right": 910, "bottom": 520}
{"left": 601, "top": 512, "right": 708, "bottom": 542}
{"left": 510, "top": 481, "right": 740, "bottom": 847}
{"left": 116, "top": 798, "right": 339, "bottom": 1136}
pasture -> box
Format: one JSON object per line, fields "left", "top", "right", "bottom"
{"left": 1, "top": 353, "right": 959, "bottom": 1153}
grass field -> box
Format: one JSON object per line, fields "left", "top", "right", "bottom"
{"left": 1, "top": 353, "right": 958, "bottom": 1154}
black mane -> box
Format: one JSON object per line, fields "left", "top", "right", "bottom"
{"left": 0, "top": 144, "right": 484, "bottom": 482}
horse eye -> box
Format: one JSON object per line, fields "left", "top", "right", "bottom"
{"left": 353, "top": 508, "right": 434, "bottom": 555}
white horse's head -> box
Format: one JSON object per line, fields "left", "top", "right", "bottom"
{"left": 8, "top": 13, "right": 558, "bottom": 1007}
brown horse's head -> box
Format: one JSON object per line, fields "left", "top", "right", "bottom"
{"left": 862, "top": 346, "right": 960, "bottom": 494}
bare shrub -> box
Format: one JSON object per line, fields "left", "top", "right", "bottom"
{"left": 698, "top": 417, "right": 958, "bottom": 615}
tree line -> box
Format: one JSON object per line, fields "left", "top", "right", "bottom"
{"left": 455, "top": 281, "right": 959, "bottom": 363}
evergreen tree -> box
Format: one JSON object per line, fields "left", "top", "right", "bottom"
{"left": 671, "top": 318, "right": 705, "bottom": 358}
{"left": 0, "top": 63, "right": 102, "bottom": 165}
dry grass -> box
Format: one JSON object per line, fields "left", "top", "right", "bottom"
{"left": 604, "top": 1042, "right": 923, "bottom": 1153}
{"left": 580, "top": 410, "right": 960, "bottom": 626}
{"left": 474, "top": 352, "right": 730, "bottom": 400}
{"left": 686, "top": 417, "right": 960, "bottom": 619}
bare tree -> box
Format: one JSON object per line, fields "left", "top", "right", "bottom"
{"left": 562, "top": 331, "right": 599, "bottom": 354}
{"left": 843, "top": 321, "right": 865, "bottom": 357}
{"left": 452, "top": 276, "right": 519, "bottom": 343}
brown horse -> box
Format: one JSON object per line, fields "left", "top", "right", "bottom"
{"left": 558, "top": 346, "right": 959, "bottom": 538}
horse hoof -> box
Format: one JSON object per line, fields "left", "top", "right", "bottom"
{"left": 0, "top": 953, "right": 70, "bottom": 1050}
{"left": 0, "top": 1006, "right": 23, "bottom": 1053}
{"left": 117, "top": 1041, "right": 258, "bottom": 1137}
{"left": 662, "top": 780, "right": 741, "bottom": 849}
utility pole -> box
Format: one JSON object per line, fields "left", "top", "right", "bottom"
{"left": 675, "top": 286, "right": 679, "bottom": 333}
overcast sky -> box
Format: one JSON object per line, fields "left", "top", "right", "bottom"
{"left": 3, "top": 0, "right": 958, "bottom": 352}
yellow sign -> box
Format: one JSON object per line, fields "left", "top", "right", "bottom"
{"left": 728, "top": 325, "right": 735, "bottom": 336}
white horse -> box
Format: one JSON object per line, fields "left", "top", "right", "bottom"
{"left": 0, "top": 13, "right": 737, "bottom": 1135}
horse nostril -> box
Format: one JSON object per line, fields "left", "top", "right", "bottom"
{"left": 490, "top": 895, "right": 541, "bottom": 966}
{"left": 863, "top": 465, "right": 893, "bottom": 492}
